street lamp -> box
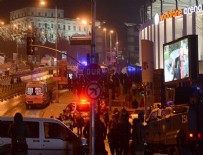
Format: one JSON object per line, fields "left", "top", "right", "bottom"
{"left": 76, "top": 18, "right": 90, "bottom": 35}
{"left": 0, "top": 21, "right": 4, "bottom": 26}
{"left": 13, "top": 24, "right": 19, "bottom": 65}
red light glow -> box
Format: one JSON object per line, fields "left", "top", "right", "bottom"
{"left": 197, "top": 133, "right": 202, "bottom": 139}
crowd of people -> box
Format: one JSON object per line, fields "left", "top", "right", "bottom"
{"left": 69, "top": 72, "right": 136, "bottom": 107}
{"left": 106, "top": 107, "right": 146, "bottom": 155}
{"left": 56, "top": 106, "right": 146, "bottom": 155}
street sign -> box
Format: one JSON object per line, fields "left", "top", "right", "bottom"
{"left": 86, "top": 82, "right": 102, "bottom": 99}
{"left": 83, "top": 64, "right": 102, "bottom": 81}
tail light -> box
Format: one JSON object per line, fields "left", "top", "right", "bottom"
{"left": 197, "top": 133, "right": 202, "bottom": 139}
{"left": 188, "top": 132, "right": 202, "bottom": 140}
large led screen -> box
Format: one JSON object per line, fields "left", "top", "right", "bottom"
{"left": 163, "top": 35, "right": 198, "bottom": 83}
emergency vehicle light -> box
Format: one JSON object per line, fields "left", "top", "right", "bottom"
{"left": 197, "top": 133, "right": 201, "bottom": 139}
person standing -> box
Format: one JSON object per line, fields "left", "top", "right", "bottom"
{"left": 131, "top": 118, "right": 146, "bottom": 155}
{"left": 83, "top": 113, "right": 107, "bottom": 155}
{"left": 118, "top": 112, "right": 131, "bottom": 155}
{"left": 76, "top": 112, "right": 84, "bottom": 137}
{"left": 103, "top": 109, "right": 109, "bottom": 132}
{"left": 8, "top": 112, "right": 28, "bottom": 155}
{"left": 107, "top": 115, "right": 120, "bottom": 155}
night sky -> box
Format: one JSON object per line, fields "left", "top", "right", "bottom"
{"left": 0, "top": 0, "right": 146, "bottom": 49}
{"left": 0, "top": 0, "right": 145, "bottom": 24}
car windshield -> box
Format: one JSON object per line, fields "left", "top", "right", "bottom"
{"left": 26, "top": 87, "right": 42, "bottom": 95}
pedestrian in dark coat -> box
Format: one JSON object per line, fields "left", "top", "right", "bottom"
{"left": 131, "top": 118, "right": 146, "bottom": 155}
{"left": 107, "top": 115, "right": 120, "bottom": 155}
{"left": 8, "top": 112, "right": 28, "bottom": 155}
{"left": 118, "top": 113, "right": 131, "bottom": 155}
{"left": 83, "top": 113, "right": 107, "bottom": 155}
{"left": 76, "top": 112, "right": 84, "bottom": 137}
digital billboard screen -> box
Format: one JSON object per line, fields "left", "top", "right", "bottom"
{"left": 163, "top": 35, "right": 198, "bottom": 83}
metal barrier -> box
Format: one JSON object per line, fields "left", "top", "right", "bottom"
{"left": 0, "top": 82, "right": 26, "bottom": 101}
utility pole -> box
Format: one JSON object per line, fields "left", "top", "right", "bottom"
{"left": 55, "top": 6, "right": 59, "bottom": 103}
{"left": 90, "top": 0, "right": 96, "bottom": 155}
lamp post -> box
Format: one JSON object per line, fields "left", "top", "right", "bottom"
{"left": 55, "top": 5, "right": 59, "bottom": 103}
{"left": 109, "top": 30, "right": 114, "bottom": 53}
{"left": 103, "top": 28, "right": 107, "bottom": 64}
{"left": 13, "top": 24, "right": 19, "bottom": 65}
{"left": 40, "top": 0, "right": 59, "bottom": 103}
{"left": 115, "top": 31, "right": 119, "bottom": 62}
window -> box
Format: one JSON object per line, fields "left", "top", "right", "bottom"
{"left": 68, "top": 25, "right": 71, "bottom": 30}
{"left": 26, "top": 121, "right": 39, "bottom": 138}
{"left": 26, "top": 87, "right": 42, "bottom": 95}
{"left": 27, "top": 87, "right": 34, "bottom": 95}
{"left": 73, "top": 26, "right": 76, "bottom": 31}
{"left": 43, "top": 122, "right": 77, "bottom": 141}
{"left": 45, "top": 13, "right": 47, "bottom": 17}
{"left": 0, "top": 121, "right": 39, "bottom": 138}
{"left": 0, "top": 121, "right": 12, "bottom": 137}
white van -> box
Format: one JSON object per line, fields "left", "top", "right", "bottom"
{"left": 0, "top": 117, "right": 88, "bottom": 155}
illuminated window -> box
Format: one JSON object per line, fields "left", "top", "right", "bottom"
{"left": 35, "top": 87, "right": 42, "bottom": 95}
{"left": 27, "top": 88, "right": 34, "bottom": 95}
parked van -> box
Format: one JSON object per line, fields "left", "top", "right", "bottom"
{"left": 0, "top": 117, "right": 88, "bottom": 155}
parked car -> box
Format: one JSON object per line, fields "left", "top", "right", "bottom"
{"left": 0, "top": 117, "right": 88, "bottom": 155}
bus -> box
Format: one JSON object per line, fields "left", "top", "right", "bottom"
{"left": 25, "top": 81, "right": 51, "bottom": 109}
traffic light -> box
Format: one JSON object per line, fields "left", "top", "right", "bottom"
{"left": 27, "top": 37, "right": 35, "bottom": 55}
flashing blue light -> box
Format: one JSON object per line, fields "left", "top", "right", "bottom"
{"left": 81, "top": 61, "right": 87, "bottom": 66}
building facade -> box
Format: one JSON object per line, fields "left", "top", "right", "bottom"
{"left": 139, "top": 2, "right": 203, "bottom": 105}
{"left": 0, "top": 7, "right": 107, "bottom": 64}
{"left": 139, "top": 2, "right": 203, "bottom": 74}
